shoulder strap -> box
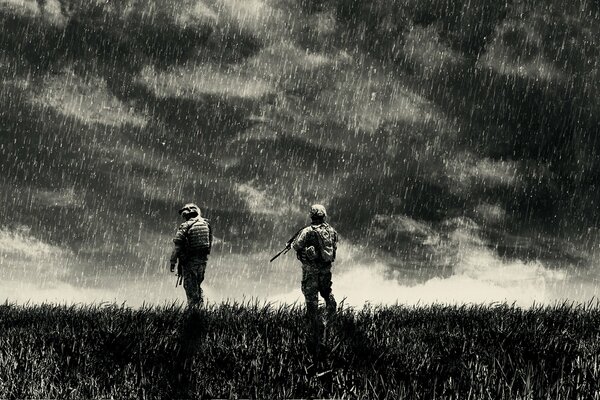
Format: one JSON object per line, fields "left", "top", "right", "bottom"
{"left": 311, "top": 222, "right": 326, "bottom": 231}
{"left": 185, "top": 218, "right": 202, "bottom": 235}
{"left": 287, "top": 225, "right": 309, "bottom": 246}
{"left": 310, "top": 223, "right": 326, "bottom": 244}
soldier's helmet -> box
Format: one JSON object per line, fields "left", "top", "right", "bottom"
{"left": 309, "top": 204, "right": 327, "bottom": 219}
{"left": 178, "top": 203, "right": 201, "bottom": 218}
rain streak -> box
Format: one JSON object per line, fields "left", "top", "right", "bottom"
{"left": 1, "top": 0, "right": 600, "bottom": 307}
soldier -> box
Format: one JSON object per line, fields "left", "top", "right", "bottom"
{"left": 292, "top": 204, "right": 338, "bottom": 325}
{"left": 170, "top": 203, "right": 212, "bottom": 307}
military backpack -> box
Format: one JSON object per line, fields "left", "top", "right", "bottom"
{"left": 310, "top": 223, "right": 337, "bottom": 263}
{"left": 186, "top": 218, "right": 211, "bottom": 256}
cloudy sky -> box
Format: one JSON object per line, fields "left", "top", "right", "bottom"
{"left": 1, "top": 0, "right": 600, "bottom": 306}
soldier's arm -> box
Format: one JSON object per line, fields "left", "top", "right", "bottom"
{"left": 333, "top": 228, "right": 339, "bottom": 251}
{"left": 292, "top": 228, "right": 309, "bottom": 251}
{"left": 170, "top": 222, "right": 189, "bottom": 265}
{"left": 173, "top": 222, "right": 189, "bottom": 245}
{"left": 169, "top": 247, "right": 181, "bottom": 265}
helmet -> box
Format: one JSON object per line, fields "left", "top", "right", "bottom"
{"left": 309, "top": 204, "right": 327, "bottom": 219}
{"left": 178, "top": 203, "right": 201, "bottom": 218}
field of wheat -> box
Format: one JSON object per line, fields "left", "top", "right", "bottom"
{"left": 1, "top": 301, "right": 599, "bottom": 399}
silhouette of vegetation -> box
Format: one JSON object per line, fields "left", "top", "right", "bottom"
{"left": 1, "top": 302, "right": 599, "bottom": 398}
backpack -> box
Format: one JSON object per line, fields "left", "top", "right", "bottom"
{"left": 186, "top": 218, "right": 211, "bottom": 255}
{"left": 311, "top": 223, "right": 337, "bottom": 263}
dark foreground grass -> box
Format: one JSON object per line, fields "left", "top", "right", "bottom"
{"left": 1, "top": 302, "right": 600, "bottom": 399}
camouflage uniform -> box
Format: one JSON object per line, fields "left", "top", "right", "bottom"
{"left": 292, "top": 205, "right": 338, "bottom": 321}
{"left": 170, "top": 204, "right": 212, "bottom": 307}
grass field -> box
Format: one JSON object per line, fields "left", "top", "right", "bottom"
{"left": 1, "top": 302, "right": 600, "bottom": 399}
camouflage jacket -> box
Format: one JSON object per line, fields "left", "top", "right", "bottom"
{"left": 170, "top": 216, "right": 212, "bottom": 264}
{"left": 292, "top": 222, "right": 338, "bottom": 265}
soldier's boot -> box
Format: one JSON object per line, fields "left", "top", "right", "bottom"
{"left": 190, "top": 298, "right": 203, "bottom": 309}
{"left": 305, "top": 300, "right": 319, "bottom": 326}
{"left": 305, "top": 301, "right": 322, "bottom": 351}
{"left": 197, "top": 286, "right": 204, "bottom": 308}
{"left": 186, "top": 289, "right": 203, "bottom": 309}
{"left": 325, "top": 294, "right": 337, "bottom": 320}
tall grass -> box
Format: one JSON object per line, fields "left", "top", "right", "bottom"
{"left": 1, "top": 301, "right": 599, "bottom": 398}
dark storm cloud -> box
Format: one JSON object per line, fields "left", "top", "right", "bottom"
{"left": 1, "top": 0, "right": 598, "bottom": 276}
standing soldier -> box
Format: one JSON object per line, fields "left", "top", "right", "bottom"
{"left": 292, "top": 204, "right": 338, "bottom": 327}
{"left": 170, "top": 203, "right": 212, "bottom": 307}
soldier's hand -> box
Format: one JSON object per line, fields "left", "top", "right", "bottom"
{"left": 170, "top": 263, "right": 176, "bottom": 273}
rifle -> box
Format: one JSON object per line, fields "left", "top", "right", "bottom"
{"left": 269, "top": 246, "right": 290, "bottom": 262}
{"left": 175, "top": 263, "right": 183, "bottom": 287}
{"left": 270, "top": 227, "right": 305, "bottom": 263}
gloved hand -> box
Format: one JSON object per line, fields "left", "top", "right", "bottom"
{"left": 170, "top": 263, "right": 176, "bottom": 273}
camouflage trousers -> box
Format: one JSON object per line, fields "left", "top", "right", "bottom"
{"left": 301, "top": 263, "right": 337, "bottom": 320}
{"left": 182, "top": 259, "right": 207, "bottom": 307}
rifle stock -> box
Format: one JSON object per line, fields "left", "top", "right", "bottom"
{"left": 175, "top": 263, "right": 183, "bottom": 287}
{"left": 269, "top": 226, "right": 305, "bottom": 262}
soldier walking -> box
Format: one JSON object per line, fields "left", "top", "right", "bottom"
{"left": 170, "top": 203, "right": 212, "bottom": 307}
{"left": 292, "top": 204, "right": 338, "bottom": 328}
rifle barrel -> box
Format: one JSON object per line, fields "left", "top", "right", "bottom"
{"left": 269, "top": 250, "right": 284, "bottom": 262}
{"left": 270, "top": 247, "right": 290, "bottom": 262}
{"left": 270, "top": 227, "right": 303, "bottom": 263}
